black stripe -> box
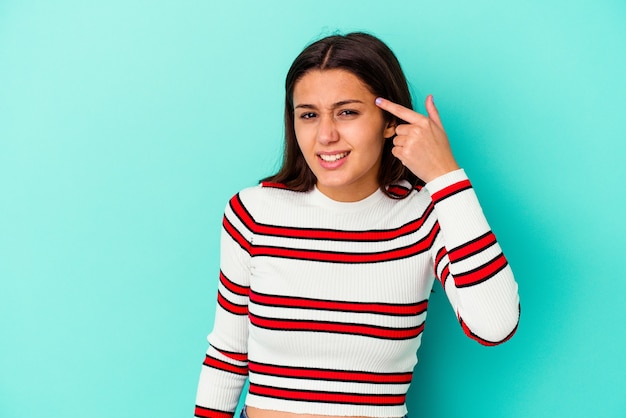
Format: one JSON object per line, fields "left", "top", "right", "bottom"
{"left": 249, "top": 222, "right": 439, "bottom": 264}
{"left": 433, "top": 184, "right": 472, "bottom": 203}
{"left": 249, "top": 383, "right": 406, "bottom": 406}
{"left": 455, "top": 254, "right": 509, "bottom": 288}
{"left": 448, "top": 231, "right": 497, "bottom": 262}
{"left": 231, "top": 192, "right": 435, "bottom": 243}
{"left": 248, "top": 312, "right": 424, "bottom": 340}
{"left": 250, "top": 290, "right": 427, "bottom": 317}
{"left": 248, "top": 361, "right": 413, "bottom": 384}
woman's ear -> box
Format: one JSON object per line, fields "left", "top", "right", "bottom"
{"left": 383, "top": 118, "right": 397, "bottom": 139}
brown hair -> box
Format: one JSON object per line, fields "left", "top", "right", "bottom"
{"left": 263, "top": 32, "right": 421, "bottom": 197}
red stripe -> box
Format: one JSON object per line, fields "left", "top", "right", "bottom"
{"left": 249, "top": 313, "right": 424, "bottom": 340}
{"left": 231, "top": 193, "right": 435, "bottom": 242}
{"left": 217, "top": 292, "right": 248, "bottom": 315}
{"left": 250, "top": 291, "right": 427, "bottom": 316}
{"left": 434, "top": 245, "right": 447, "bottom": 273}
{"left": 212, "top": 345, "right": 248, "bottom": 362}
{"left": 387, "top": 184, "right": 411, "bottom": 197}
{"left": 261, "top": 182, "right": 291, "bottom": 189}
{"left": 219, "top": 271, "right": 249, "bottom": 296}
{"left": 249, "top": 383, "right": 406, "bottom": 405}
{"left": 248, "top": 223, "right": 439, "bottom": 263}
{"left": 430, "top": 179, "right": 472, "bottom": 203}
{"left": 194, "top": 406, "right": 232, "bottom": 418}
{"left": 434, "top": 245, "right": 449, "bottom": 285}
{"left": 459, "top": 315, "right": 519, "bottom": 346}
{"left": 249, "top": 361, "right": 412, "bottom": 384}
{"left": 439, "top": 264, "right": 450, "bottom": 287}
{"left": 203, "top": 355, "right": 248, "bottom": 376}
{"left": 448, "top": 232, "right": 496, "bottom": 262}
{"left": 229, "top": 195, "right": 257, "bottom": 235}
{"left": 223, "top": 215, "right": 251, "bottom": 253}
{"left": 453, "top": 253, "right": 508, "bottom": 287}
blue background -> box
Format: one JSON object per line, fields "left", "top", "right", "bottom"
{"left": 1, "top": 1, "right": 625, "bottom": 417}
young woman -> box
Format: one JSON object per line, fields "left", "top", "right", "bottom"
{"left": 195, "top": 32, "right": 520, "bottom": 418}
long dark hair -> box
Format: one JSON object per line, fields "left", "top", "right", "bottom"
{"left": 263, "top": 32, "right": 421, "bottom": 197}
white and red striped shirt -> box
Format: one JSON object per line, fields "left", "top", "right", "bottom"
{"left": 195, "top": 169, "right": 520, "bottom": 418}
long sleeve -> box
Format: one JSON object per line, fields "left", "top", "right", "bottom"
{"left": 195, "top": 195, "right": 252, "bottom": 418}
{"left": 426, "top": 169, "right": 520, "bottom": 345}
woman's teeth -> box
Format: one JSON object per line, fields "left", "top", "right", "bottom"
{"left": 319, "top": 152, "right": 348, "bottom": 162}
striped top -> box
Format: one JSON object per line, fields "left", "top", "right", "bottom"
{"left": 195, "top": 169, "right": 520, "bottom": 418}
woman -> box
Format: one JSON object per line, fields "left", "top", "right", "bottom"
{"left": 195, "top": 32, "right": 520, "bottom": 418}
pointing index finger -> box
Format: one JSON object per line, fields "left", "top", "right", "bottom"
{"left": 375, "top": 97, "right": 422, "bottom": 123}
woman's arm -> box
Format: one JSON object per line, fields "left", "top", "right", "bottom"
{"left": 426, "top": 170, "right": 520, "bottom": 345}
{"left": 376, "top": 96, "right": 520, "bottom": 344}
{"left": 195, "top": 194, "right": 252, "bottom": 418}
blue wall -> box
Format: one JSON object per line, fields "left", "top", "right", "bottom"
{"left": 1, "top": 1, "right": 624, "bottom": 417}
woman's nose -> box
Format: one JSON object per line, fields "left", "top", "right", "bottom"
{"left": 317, "top": 116, "right": 339, "bottom": 145}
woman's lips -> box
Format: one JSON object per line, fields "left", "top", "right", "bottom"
{"left": 319, "top": 151, "right": 349, "bottom": 162}
{"left": 317, "top": 151, "right": 350, "bottom": 169}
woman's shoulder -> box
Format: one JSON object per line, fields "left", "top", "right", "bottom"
{"left": 230, "top": 182, "right": 309, "bottom": 210}
{"left": 222, "top": 182, "right": 312, "bottom": 228}
{"left": 236, "top": 181, "right": 304, "bottom": 199}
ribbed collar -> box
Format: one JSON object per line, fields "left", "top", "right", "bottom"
{"left": 309, "top": 186, "right": 386, "bottom": 212}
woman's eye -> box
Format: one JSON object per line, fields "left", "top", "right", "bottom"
{"left": 300, "top": 112, "right": 317, "bottom": 119}
{"left": 339, "top": 109, "right": 358, "bottom": 117}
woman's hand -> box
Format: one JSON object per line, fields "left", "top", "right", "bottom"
{"left": 375, "top": 95, "right": 460, "bottom": 183}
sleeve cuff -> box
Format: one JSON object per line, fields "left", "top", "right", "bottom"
{"left": 424, "top": 169, "right": 468, "bottom": 192}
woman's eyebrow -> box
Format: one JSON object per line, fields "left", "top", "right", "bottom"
{"left": 294, "top": 99, "right": 364, "bottom": 109}
{"left": 334, "top": 99, "right": 364, "bottom": 107}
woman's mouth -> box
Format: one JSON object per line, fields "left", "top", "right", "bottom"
{"left": 318, "top": 151, "right": 349, "bottom": 162}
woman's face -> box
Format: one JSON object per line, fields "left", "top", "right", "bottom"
{"left": 292, "top": 69, "right": 395, "bottom": 202}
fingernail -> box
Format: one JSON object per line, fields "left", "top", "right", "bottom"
{"left": 430, "top": 95, "right": 435, "bottom": 105}
{"left": 375, "top": 97, "right": 383, "bottom": 105}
